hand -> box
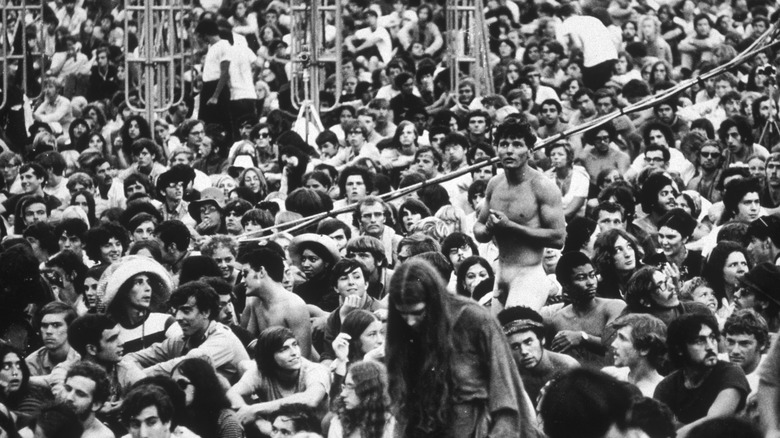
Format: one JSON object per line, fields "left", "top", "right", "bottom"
{"left": 551, "top": 330, "right": 584, "bottom": 353}
{"left": 373, "top": 308, "right": 388, "bottom": 322}
{"left": 235, "top": 405, "right": 257, "bottom": 424}
{"left": 100, "top": 400, "right": 122, "bottom": 414}
{"left": 661, "top": 262, "right": 680, "bottom": 287}
{"left": 364, "top": 345, "right": 385, "bottom": 362}
{"left": 332, "top": 332, "right": 351, "bottom": 362}
{"left": 487, "top": 209, "right": 510, "bottom": 229}
{"left": 207, "top": 96, "right": 218, "bottom": 105}
{"left": 339, "top": 295, "right": 362, "bottom": 321}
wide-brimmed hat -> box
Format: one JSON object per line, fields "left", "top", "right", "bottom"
{"left": 188, "top": 187, "right": 227, "bottom": 223}
{"left": 738, "top": 262, "right": 780, "bottom": 306}
{"left": 96, "top": 255, "right": 174, "bottom": 313}
{"left": 288, "top": 233, "right": 342, "bottom": 267}
{"left": 156, "top": 164, "right": 195, "bottom": 194}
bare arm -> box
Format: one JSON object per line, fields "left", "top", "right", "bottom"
{"left": 759, "top": 384, "right": 780, "bottom": 437}
{"left": 286, "top": 303, "right": 313, "bottom": 360}
{"left": 424, "top": 23, "right": 443, "bottom": 55}
{"left": 473, "top": 178, "right": 497, "bottom": 243}
{"left": 209, "top": 60, "right": 230, "bottom": 103}
{"left": 489, "top": 177, "right": 566, "bottom": 248}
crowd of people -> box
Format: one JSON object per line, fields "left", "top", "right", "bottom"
{"left": 2, "top": 0, "right": 780, "bottom": 436}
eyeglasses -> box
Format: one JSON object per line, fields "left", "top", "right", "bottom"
{"left": 448, "top": 244, "right": 471, "bottom": 256}
{"left": 200, "top": 205, "right": 218, "bottom": 215}
{"left": 572, "top": 271, "right": 598, "bottom": 282}
{"left": 655, "top": 277, "right": 673, "bottom": 292}
{"left": 167, "top": 182, "right": 184, "bottom": 189}
{"left": 258, "top": 132, "right": 270, "bottom": 138}
{"left": 700, "top": 151, "right": 721, "bottom": 159}
{"left": 176, "top": 379, "right": 192, "bottom": 391}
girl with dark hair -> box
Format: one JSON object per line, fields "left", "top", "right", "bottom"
{"left": 77, "top": 132, "right": 110, "bottom": 158}
{"left": 67, "top": 118, "right": 90, "bottom": 151}
{"left": 238, "top": 167, "right": 269, "bottom": 201}
{"left": 702, "top": 241, "right": 751, "bottom": 309}
{"left": 0, "top": 344, "right": 52, "bottom": 429}
{"left": 330, "top": 310, "right": 385, "bottom": 398}
{"left": 171, "top": 358, "right": 243, "bottom": 438}
{"left": 593, "top": 228, "right": 644, "bottom": 300}
{"left": 119, "top": 115, "right": 153, "bottom": 168}
{"left": 330, "top": 360, "right": 395, "bottom": 438}
{"left": 623, "top": 265, "right": 710, "bottom": 326}
{"left": 227, "top": 327, "right": 330, "bottom": 428}
{"left": 455, "top": 255, "right": 495, "bottom": 302}
{"left": 398, "top": 198, "right": 432, "bottom": 236}
{"left": 278, "top": 132, "right": 316, "bottom": 195}
{"left": 70, "top": 189, "right": 97, "bottom": 226}
{"left": 386, "top": 259, "right": 537, "bottom": 437}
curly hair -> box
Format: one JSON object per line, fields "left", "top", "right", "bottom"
{"left": 200, "top": 234, "right": 238, "bottom": 258}
{"left": 625, "top": 266, "right": 665, "bottom": 312}
{"left": 338, "top": 360, "right": 391, "bottom": 438}
{"left": 83, "top": 221, "right": 129, "bottom": 264}
{"left": 593, "top": 228, "right": 643, "bottom": 287}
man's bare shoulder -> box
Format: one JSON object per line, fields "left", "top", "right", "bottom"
{"left": 84, "top": 421, "right": 115, "bottom": 438}
{"left": 594, "top": 297, "right": 628, "bottom": 313}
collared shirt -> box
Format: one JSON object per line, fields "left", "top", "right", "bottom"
{"left": 25, "top": 347, "right": 80, "bottom": 377}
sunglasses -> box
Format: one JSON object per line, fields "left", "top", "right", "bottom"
{"left": 700, "top": 151, "right": 721, "bottom": 159}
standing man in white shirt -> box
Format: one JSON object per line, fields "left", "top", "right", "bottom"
{"left": 195, "top": 19, "right": 232, "bottom": 142}
{"left": 559, "top": 4, "right": 618, "bottom": 92}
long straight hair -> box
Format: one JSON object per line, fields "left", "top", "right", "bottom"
{"left": 386, "top": 259, "right": 454, "bottom": 435}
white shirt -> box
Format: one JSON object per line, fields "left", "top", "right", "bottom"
{"left": 229, "top": 44, "right": 257, "bottom": 100}
{"left": 202, "top": 39, "right": 231, "bottom": 82}
{"left": 354, "top": 25, "right": 393, "bottom": 63}
{"left": 560, "top": 15, "right": 618, "bottom": 67}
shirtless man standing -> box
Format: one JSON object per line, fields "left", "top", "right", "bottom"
{"left": 239, "top": 248, "right": 313, "bottom": 359}
{"left": 474, "top": 118, "right": 566, "bottom": 312}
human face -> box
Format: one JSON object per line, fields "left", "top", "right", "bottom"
{"left": 766, "top": 160, "right": 780, "bottom": 188}
{"left": 359, "top": 320, "right": 384, "bottom": 354}
{"left": 243, "top": 170, "right": 262, "bottom": 193}
{"left": 83, "top": 277, "right": 99, "bottom": 308}
{"left": 0, "top": 159, "right": 19, "bottom": 184}
{"left": 508, "top": 330, "right": 543, "bottom": 369}
{"left": 736, "top": 192, "right": 761, "bottom": 222}
{"left": 345, "top": 175, "right": 367, "bottom": 202}
{"left": 320, "top": 142, "right": 338, "bottom": 159}
{"left": 577, "top": 94, "right": 595, "bottom": 117}
{"left": 271, "top": 417, "right": 296, "bottom": 438}
{"left": 596, "top": 97, "right": 614, "bottom": 117}
{"left": 695, "top": 17, "right": 711, "bottom": 37}
{"left": 613, "top": 236, "right": 636, "bottom": 271}
{"left": 101, "top": 237, "right": 123, "bottom": 264}
{"left": 401, "top": 208, "right": 422, "bottom": 232}
{"left": 188, "top": 123, "right": 205, "bottom": 147}
{"left": 72, "top": 194, "right": 89, "bottom": 212}
{"left": 686, "top": 324, "right": 719, "bottom": 367}
{"left": 748, "top": 236, "right": 773, "bottom": 265}
{"left": 458, "top": 85, "right": 474, "bottom": 104}
{"left": 699, "top": 145, "right": 721, "bottom": 171}
{"left": 597, "top": 211, "right": 624, "bottom": 232}
{"left": 349, "top": 250, "right": 378, "bottom": 276}
{"left": 340, "top": 372, "right": 361, "bottom": 411}
{"left": 128, "top": 406, "right": 171, "bottom": 438}
{"left": 725, "top": 332, "right": 761, "bottom": 372}
{"left": 414, "top": 152, "right": 438, "bottom": 178}
{"left": 497, "top": 136, "right": 529, "bottom": 169}
{"left": 656, "top": 104, "right": 674, "bottom": 124}
{"left": 40, "top": 312, "right": 68, "bottom": 351}
{"left": 198, "top": 136, "right": 214, "bottom": 158}
{"left": 63, "top": 375, "right": 98, "bottom": 420}
{"left": 394, "top": 301, "right": 426, "bottom": 331}
{"left": 549, "top": 146, "right": 568, "bottom": 169}
{"left": 723, "top": 251, "right": 749, "bottom": 288}
{"left": 656, "top": 185, "right": 677, "bottom": 213}
{"left": 328, "top": 229, "right": 348, "bottom": 254}
{"left": 611, "top": 325, "right": 641, "bottom": 368}
{"left": 540, "top": 104, "right": 559, "bottom": 126}
{"left": 567, "top": 264, "right": 597, "bottom": 304}
{"left": 133, "top": 220, "right": 155, "bottom": 242}
{"left": 335, "top": 266, "right": 367, "bottom": 298}
{"left": 468, "top": 116, "right": 487, "bottom": 136}
{"left": 443, "top": 144, "right": 466, "bottom": 167}
{"left": 199, "top": 203, "right": 221, "bottom": 229}
{"left": 127, "top": 120, "right": 141, "bottom": 139}
{"left": 20, "top": 168, "right": 44, "bottom": 194}
{"left": 506, "top": 64, "right": 519, "bottom": 82}
{"left": 58, "top": 231, "right": 83, "bottom": 256}
{"left": 542, "top": 248, "right": 560, "bottom": 275}
{"left": 691, "top": 285, "right": 718, "bottom": 313}
{"left": 217, "top": 292, "right": 235, "bottom": 324}
{"left": 464, "top": 263, "right": 489, "bottom": 294}
{"left": 658, "top": 226, "right": 685, "bottom": 257}
{"left": 95, "top": 325, "right": 123, "bottom": 363}
{"left": 725, "top": 126, "right": 744, "bottom": 153}
{"left": 473, "top": 165, "right": 494, "bottom": 182}
{"left": 175, "top": 296, "right": 211, "bottom": 337}
{"left": 0, "top": 353, "right": 22, "bottom": 394}
{"left": 24, "top": 202, "right": 48, "bottom": 225}
{"left": 135, "top": 148, "right": 154, "bottom": 169}
{"left": 274, "top": 338, "right": 302, "bottom": 371}
{"left": 650, "top": 270, "right": 679, "bottom": 307}
{"left": 360, "top": 203, "right": 385, "bottom": 236}
{"left": 447, "top": 243, "right": 473, "bottom": 270}
{"left": 300, "top": 249, "right": 326, "bottom": 279}
{"left": 714, "top": 80, "right": 732, "bottom": 99}
{"left": 652, "top": 65, "right": 667, "bottom": 83}
{"left": 211, "top": 246, "right": 236, "bottom": 280}
{"left": 171, "top": 369, "right": 195, "bottom": 407}
{"left": 127, "top": 274, "right": 152, "bottom": 309}
{"left": 347, "top": 127, "right": 365, "bottom": 149}
{"left": 648, "top": 129, "right": 668, "bottom": 148}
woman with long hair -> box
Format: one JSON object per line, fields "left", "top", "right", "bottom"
{"left": 0, "top": 344, "right": 52, "bottom": 429}
{"left": 70, "top": 189, "right": 97, "bottom": 226}
{"left": 623, "top": 265, "right": 709, "bottom": 327}
{"left": 455, "top": 255, "right": 494, "bottom": 302}
{"left": 119, "top": 115, "right": 154, "bottom": 168}
{"left": 398, "top": 198, "right": 431, "bottom": 236}
{"left": 171, "top": 358, "right": 243, "bottom": 438}
{"left": 380, "top": 121, "right": 418, "bottom": 172}
{"left": 238, "top": 167, "right": 269, "bottom": 202}
{"left": 702, "top": 241, "right": 751, "bottom": 311}
{"left": 330, "top": 309, "right": 385, "bottom": 398}
{"left": 386, "top": 259, "right": 537, "bottom": 437}
{"left": 593, "top": 228, "right": 643, "bottom": 300}
{"left": 329, "top": 360, "right": 394, "bottom": 438}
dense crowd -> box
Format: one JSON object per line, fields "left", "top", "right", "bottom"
{"left": 2, "top": 0, "right": 780, "bottom": 436}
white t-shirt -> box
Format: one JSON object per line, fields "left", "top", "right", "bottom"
{"left": 560, "top": 16, "right": 618, "bottom": 67}
{"left": 229, "top": 44, "right": 257, "bottom": 100}
{"left": 202, "top": 39, "right": 232, "bottom": 82}
{"left": 354, "top": 26, "right": 393, "bottom": 63}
